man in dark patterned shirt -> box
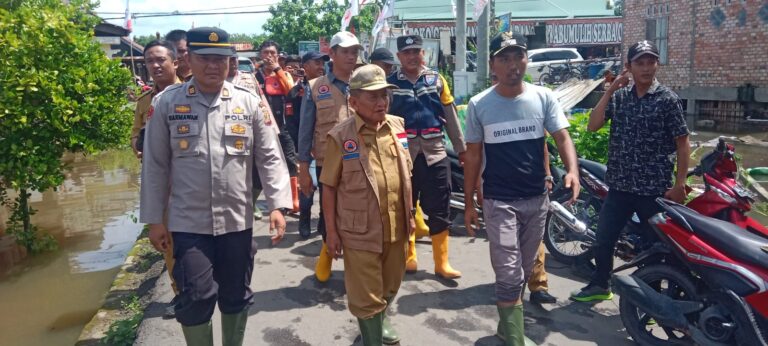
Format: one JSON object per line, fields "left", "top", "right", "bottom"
{"left": 571, "top": 41, "right": 690, "bottom": 302}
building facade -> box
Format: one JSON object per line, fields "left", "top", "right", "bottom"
{"left": 623, "top": 0, "right": 768, "bottom": 130}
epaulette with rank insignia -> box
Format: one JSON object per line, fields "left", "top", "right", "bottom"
{"left": 233, "top": 83, "right": 260, "bottom": 97}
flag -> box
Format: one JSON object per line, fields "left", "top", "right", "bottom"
{"left": 473, "top": 0, "right": 488, "bottom": 19}
{"left": 498, "top": 12, "right": 510, "bottom": 32}
{"left": 341, "top": 0, "right": 360, "bottom": 32}
{"left": 372, "top": 0, "right": 394, "bottom": 38}
{"left": 124, "top": 0, "right": 132, "bottom": 32}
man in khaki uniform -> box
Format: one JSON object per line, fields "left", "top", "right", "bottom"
{"left": 131, "top": 40, "right": 182, "bottom": 159}
{"left": 297, "top": 31, "right": 361, "bottom": 282}
{"left": 130, "top": 40, "right": 182, "bottom": 318}
{"left": 320, "top": 64, "right": 414, "bottom": 346}
{"left": 140, "top": 27, "right": 291, "bottom": 346}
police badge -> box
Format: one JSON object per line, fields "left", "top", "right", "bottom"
{"left": 424, "top": 74, "right": 437, "bottom": 86}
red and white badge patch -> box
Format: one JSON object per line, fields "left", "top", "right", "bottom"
{"left": 397, "top": 132, "right": 409, "bottom": 149}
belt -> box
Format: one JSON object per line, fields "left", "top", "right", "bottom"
{"left": 406, "top": 127, "right": 444, "bottom": 139}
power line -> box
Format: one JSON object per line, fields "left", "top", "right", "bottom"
{"left": 102, "top": 10, "right": 271, "bottom": 20}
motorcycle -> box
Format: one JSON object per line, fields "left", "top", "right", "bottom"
{"left": 612, "top": 198, "right": 768, "bottom": 346}
{"left": 545, "top": 137, "right": 768, "bottom": 265}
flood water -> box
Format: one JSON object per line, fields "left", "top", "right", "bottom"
{"left": 0, "top": 150, "right": 142, "bottom": 346}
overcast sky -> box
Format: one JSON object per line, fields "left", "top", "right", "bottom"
{"left": 96, "top": 0, "right": 277, "bottom": 37}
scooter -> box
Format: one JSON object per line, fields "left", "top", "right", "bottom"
{"left": 612, "top": 198, "right": 768, "bottom": 346}
{"left": 546, "top": 137, "right": 768, "bottom": 265}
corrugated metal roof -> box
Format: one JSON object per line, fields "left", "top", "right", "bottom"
{"left": 394, "top": 0, "right": 616, "bottom": 21}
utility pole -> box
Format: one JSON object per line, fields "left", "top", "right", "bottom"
{"left": 456, "top": 0, "right": 466, "bottom": 72}
{"left": 476, "top": 0, "right": 489, "bottom": 86}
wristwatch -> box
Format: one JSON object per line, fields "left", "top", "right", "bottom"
{"left": 277, "top": 208, "right": 290, "bottom": 215}
{"left": 544, "top": 175, "right": 554, "bottom": 183}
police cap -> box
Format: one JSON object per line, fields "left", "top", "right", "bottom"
{"left": 187, "top": 27, "right": 232, "bottom": 56}
{"left": 397, "top": 35, "right": 423, "bottom": 51}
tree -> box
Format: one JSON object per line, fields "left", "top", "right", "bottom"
{"left": 262, "top": 0, "right": 378, "bottom": 53}
{"left": 613, "top": 0, "right": 624, "bottom": 16}
{"left": 133, "top": 34, "right": 159, "bottom": 47}
{"left": 0, "top": 0, "right": 133, "bottom": 253}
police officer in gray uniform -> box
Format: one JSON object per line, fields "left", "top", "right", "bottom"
{"left": 140, "top": 27, "right": 292, "bottom": 346}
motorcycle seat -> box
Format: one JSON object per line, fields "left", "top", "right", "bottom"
{"left": 669, "top": 204, "right": 768, "bottom": 269}
{"left": 578, "top": 158, "right": 607, "bottom": 182}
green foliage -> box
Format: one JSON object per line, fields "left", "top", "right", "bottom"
{"left": 0, "top": 0, "right": 132, "bottom": 252}
{"left": 568, "top": 112, "right": 610, "bottom": 164}
{"left": 613, "top": 0, "right": 624, "bottom": 16}
{"left": 262, "top": 0, "right": 377, "bottom": 53}
{"left": 102, "top": 295, "right": 144, "bottom": 346}
{"left": 132, "top": 34, "right": 157, "bottom": 48}
{"left": 230, "top": 32, "right": 270, "bottom": 48}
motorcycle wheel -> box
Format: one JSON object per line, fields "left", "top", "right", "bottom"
{"left": 543, "top": 194, "right": 597, "bottom": 265}
{"left": 620, "top": 264, "right": 701, "bottom": 346}
{"left": 538, "top": 73, "right": 552, "bottom": 86}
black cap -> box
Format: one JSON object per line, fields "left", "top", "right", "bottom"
{"left": 397, "top": 35, "right": 423, "bottom": 51}
{"left": 627, "top": 40, "right": 660, "bottom": 62}
{"left": 490, "top": 32, "right": 527, "bottom": 57}
{"left": 369, "top": 47, "right": 396, "bottom": 64}
{"left": 187, "top": 27, "right": 231, "bottom": 56}
{"left": 301, "top": 51, "right": 330, "bottom": 64}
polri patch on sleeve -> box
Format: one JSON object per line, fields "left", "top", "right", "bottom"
{"left": 424, "top": 74, "right": 437, "bottom": 86}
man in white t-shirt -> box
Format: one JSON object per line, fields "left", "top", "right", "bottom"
{"left": 463, "top": 32, "right": 580, "bottom": 345}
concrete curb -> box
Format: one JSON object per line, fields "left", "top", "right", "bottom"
{"left": 75, "top": 235, "right": 165, "bottom": 345}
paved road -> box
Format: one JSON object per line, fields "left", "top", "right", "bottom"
{"left": 134, "top": 204, "right": 635, "bottom": 346}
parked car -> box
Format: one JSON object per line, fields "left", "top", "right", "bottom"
{"left": 526, "top": 48, "right": 583, "bottom": 83}
{"left": 238, "top": 57, "right": 255, "bottom": 73}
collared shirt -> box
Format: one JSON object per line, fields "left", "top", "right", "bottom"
{"left": 605, "top": 79, "right": 689, "bottom": 196}
{"left": 131, "top": 78, "right": 182, "bottom": 139}
{"left": 297, "top": 71, "right": 350, "bottom": 163}
{"left": 320, "top": 115, "right": 404, "bottom": 243}
{"left": 140, "top": 79, "right": 292, "bottom": 235}
{"left": 389, "top": 67, "right": 466, "bottom": 166}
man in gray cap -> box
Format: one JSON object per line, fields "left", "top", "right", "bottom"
{"left": 369, "top": 47, "right": 396, "bottom": 75}
{"left": 141, "top": 27, "right": 292, "bottom": 346}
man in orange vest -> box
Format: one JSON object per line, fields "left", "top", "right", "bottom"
{"left": 320, "top": 64, "right": 414, "bottom": 345}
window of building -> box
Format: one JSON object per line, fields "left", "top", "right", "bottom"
{"left": 645, "top": 17, "right": 669, "bottom": 64}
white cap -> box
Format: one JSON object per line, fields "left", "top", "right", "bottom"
{"left": 330, "top": 31, "right": 361, "bottom": 49}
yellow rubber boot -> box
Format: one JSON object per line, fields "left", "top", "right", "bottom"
{"left": 414, "top": 203, "right": 430, "bottom": 239}
{"left": 315, "top": 241, "right": 332, "bottom": 282}
{"left": 406, "top": 231, "right": 418, "bottom": 273}
{"left": 432, "top": 231, "right": 461, "bottom": 279}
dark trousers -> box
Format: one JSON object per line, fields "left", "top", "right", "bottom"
{"left": 316, "top": 165, "right": 326, "bottom": 240}
{"left": 172, "top": 229, "right": 256, "bottom": 326}
{"left": 412, "top": 154, "right": 452, "bottom": 234}
{"left": 590, "top": 190, "right": 662, "bottom": 288}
